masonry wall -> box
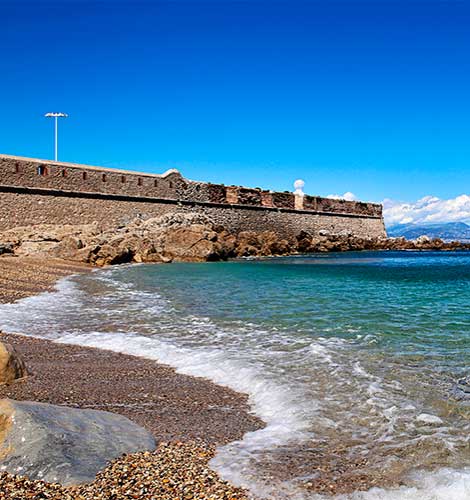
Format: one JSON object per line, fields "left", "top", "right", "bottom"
{"left": 0, "top": 189, "right": 386, "bottom": 239}
{"left": 0, "top": 156, "right": 185, "bottom": 199}
{"left": 0, "top": 155, "right": 387, "bottom": 239}
{"left": 0, "top": 155, "right": 382, "bottom": 216}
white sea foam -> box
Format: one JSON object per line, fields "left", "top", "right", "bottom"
{"left": 342, "top": 468, "right": 470, "bottom": 500}
{"left": 416, "top": 413, "right": 444, "bottom": 425}
{"left": 0, "top": 274, "right": 315, "bottom": 496}
{"left": 50, "top": 328, "right": 318, "bottom": 498}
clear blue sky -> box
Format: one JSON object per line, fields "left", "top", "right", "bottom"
{"left": 1, "top": 0, "right": 469, "bottom": 203}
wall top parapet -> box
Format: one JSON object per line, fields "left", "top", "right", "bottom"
{"left": 0, "top": 154, "right": 383, "bottom": 218}
{"left": 0, "top": 154, "right": 182, "bottom": 179}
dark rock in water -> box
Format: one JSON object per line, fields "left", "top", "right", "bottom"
{"left": 0, "top": 399, "right": 156, "bottom": 485}
{"left": 450, "top": 378, "right": 470, "bottom": 401}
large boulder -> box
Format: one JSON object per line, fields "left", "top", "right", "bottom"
{"left": 0, "top": 399, "right": 156, "bottom": 485}
{"left": 0, "top": 341, "right": 27, "bottom": 385}
{"left": 159, "top": 224, "right": 221, "bottom": 262}
{"left": 92, "top": 243, "right": 134, "bottom": 266}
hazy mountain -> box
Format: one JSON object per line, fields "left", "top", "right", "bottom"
{"left": 387, "top": 222, "right": 470, "bottom": 242}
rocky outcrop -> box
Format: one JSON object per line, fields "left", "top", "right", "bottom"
{"left": 0, "top": 341, "right": 27, "bottom": 385}
{"left": 0, "top": 215, "right": 222, "bottom": 264}
{"left": 1, "top": 213, "right": 469, "bottom": 266}
{"left": 235, "top": 231, "right": 293, "bottom": 257}
{"left": 0, "top": 399, "right": 156, "bottom": 485}
{"left": 0, "top": 223, "right": 102, "bottom": 257}
{"left": 293, "top": 231, "right": 470, "bottom": 253}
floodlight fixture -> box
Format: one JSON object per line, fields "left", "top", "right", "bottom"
{"left": 44, "top": 112, "right": 68, "bottom": 161}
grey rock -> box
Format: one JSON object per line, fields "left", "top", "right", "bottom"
{"left": 450, "top": 378, "right": 470, "bottom": 401}
{"left": 0, "top": 399, "right": 156, "bottom": 485}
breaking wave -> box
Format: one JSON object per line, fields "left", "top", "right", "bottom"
{"left": 1, "top": 253, "right": 470, "bottom": 499}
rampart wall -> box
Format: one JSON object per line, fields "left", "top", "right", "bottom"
{"left": 0, "top": 155, "right": 386, "bottom": 239}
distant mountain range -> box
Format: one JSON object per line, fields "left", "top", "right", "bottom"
{"left": 387, "top": 222, "right": 470, "bottom": 242}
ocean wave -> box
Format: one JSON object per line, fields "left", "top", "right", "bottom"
{"left": 0, "top": 261, "right": 469, "bottom": 499}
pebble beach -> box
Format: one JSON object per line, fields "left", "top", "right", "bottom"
{"left": 0, "top": 442, "right": 247, "bottom": 500}
{"left": 0, "top": 256, "right": 262, "bottom": 500}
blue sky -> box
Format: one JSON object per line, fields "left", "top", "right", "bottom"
{"left": 2, "top": 0, "right": 470, "bottom": 224}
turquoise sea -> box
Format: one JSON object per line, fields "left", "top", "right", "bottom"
{"left": 1, "top": 251, "right": 470, "bottom": 499}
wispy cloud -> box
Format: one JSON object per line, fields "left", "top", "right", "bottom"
{"left": 327, "top": 191, "right": 357, "bottom": 202}
{"left": 383, "top": 194, "right": 470, "bottom": 226}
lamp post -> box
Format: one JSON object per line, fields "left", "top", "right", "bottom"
{"left": 45, "top": 112, "right": 68, "bottom": 161}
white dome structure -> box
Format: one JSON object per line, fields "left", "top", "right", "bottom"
{"left": 293, "top": 179, "right": 305, "bottom": 196}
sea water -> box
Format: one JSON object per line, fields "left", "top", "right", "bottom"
{"left": 1, "top": 251, "right": 470, "bottom": 499}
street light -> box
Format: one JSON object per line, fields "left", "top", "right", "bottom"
{"left": 45, "top": 112, "right": 68, "bottom": 161}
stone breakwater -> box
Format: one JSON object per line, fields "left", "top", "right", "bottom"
{"left": 0, "top": 212, "right": 468, "bottom": 266}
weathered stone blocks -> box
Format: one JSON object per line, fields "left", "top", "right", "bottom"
{"left": 0, "top": 154, "right": 386, "bottom": 240}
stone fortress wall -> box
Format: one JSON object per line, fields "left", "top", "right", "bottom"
{"left": 0, "top": 155, "right": 386, "bottom": 239}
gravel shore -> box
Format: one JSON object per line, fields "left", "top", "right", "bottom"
{"left": 0, "top": 256, "right": 91, "bottom": 303}
{"left": 0, "top": 332, "right": 263, "bottom": 445}
{"left": 0, "top": 256, "right": 262, "bottom": 499}
{"left": 0, "top": 441, "right": 248, "bottom": 500}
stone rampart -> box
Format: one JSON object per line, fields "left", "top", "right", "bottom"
{"left": 0, "top": 155, "right": 386, "bottom": 239}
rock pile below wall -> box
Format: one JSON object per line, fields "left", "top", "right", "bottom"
{"left": 0, "top": 213, "right": 469, "bottom": 266}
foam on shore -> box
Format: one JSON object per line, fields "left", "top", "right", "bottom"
{"left": 0, "top": 273, "right": 315, "bottom": 497}
{"left": 1, "top": 264, "right": 470, "bottom": 499}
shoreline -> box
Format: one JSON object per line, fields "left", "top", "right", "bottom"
{"left": 0, "top": 256, "right": 263, "bottom": 499}
{"left": 1, "top": 253, "right": 450, "bottom": 497}
{"left": 0, "top": 256, "right": 93, "bottom": 303}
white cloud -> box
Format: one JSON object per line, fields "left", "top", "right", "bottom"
{"left": 383, "top": 194, "right": 470, "bottom": 226}
{"left": 327, "top": 191, "right": 357, "bottom": 202}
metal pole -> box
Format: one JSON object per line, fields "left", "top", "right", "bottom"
{"left": 54, "top": 115, "right": 58, "bottom": 161}
{"left": 45, "top": 113, "right": 67, "bottom": 161}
